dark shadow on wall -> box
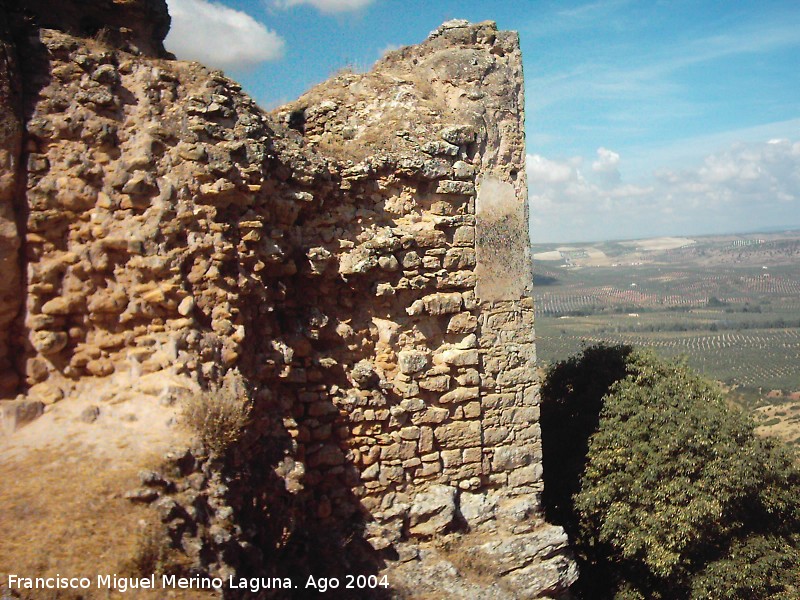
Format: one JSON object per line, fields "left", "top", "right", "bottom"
{"left": 0, "top": 5, "right": 52, "bottom": 397}
{"left": 207, "top": 166, "right": 394, "bottom": 599}
{"left": 539, "top": 343, "right": 634, "bottom": 541}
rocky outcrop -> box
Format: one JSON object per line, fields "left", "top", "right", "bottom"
{"left": 0, "top": 5, "right": 576, "bottom": 598}
{"left": 17, "top": 0, "right": 171, "bottom": 57}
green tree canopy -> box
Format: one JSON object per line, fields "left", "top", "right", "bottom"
{"left": 541, "top": 345, "right": 800, "bottom": 599}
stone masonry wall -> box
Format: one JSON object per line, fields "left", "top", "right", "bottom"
{"left": 0, "top": 6, "right": 576, "bottom": 597}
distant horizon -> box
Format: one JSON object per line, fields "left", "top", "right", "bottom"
{"left": 531, "top": 224, "right": 800, "bottom": 247}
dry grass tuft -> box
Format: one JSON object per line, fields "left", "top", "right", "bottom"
{"left": 181, "top": 375, "right": 252, "bottom": 455}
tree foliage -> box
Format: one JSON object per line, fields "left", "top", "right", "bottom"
{"left": 541, "top": 345, "right": 800, "bottom": 599}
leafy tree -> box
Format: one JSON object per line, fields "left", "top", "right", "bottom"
{"left": 541, "top": 345, "right": 800, "bottom": 599}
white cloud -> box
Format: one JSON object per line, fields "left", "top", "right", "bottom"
{"left": 592, "top": 146, "right": 621, "bottom": 184}
{"left": 166, "top": 0, "right": 284, "bottom": 71}
{"left": 526, "top": 154, "right": 578, "bottom": 184}
{"left": 529, "top": 139, "right": 800, "bottom": 242}
{"left": 592, "top": 147, "right": 620, "bottom": 173}
{"left": 272, "top": 0, "right": 375, "bottom": 13}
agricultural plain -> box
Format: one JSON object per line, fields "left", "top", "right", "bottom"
{"left": 533, "top": 230, "right": 800, "bottom": 445}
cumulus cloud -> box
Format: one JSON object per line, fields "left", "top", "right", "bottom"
{"left": 272, "top": 0, "right": 376, "bottom": 13}
{"left": 528, "top": 139, "right": 800, "bottom": 242}
{"left": 592, "top": 146, "right": 620, "bottom": 171}
{"left": 166, "top": 0, "right": 284, "bottom": 71}
{"left": 526, "top": 154, "right": 577, "bottom": 184}
{"left": 591, "top": 146, "right": 621, "bottom": 185}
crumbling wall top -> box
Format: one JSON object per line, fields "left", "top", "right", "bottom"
{"left": 16, "top": 0, "right": 171, "bottom": 57}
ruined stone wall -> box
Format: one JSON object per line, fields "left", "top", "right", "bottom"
{"left": 0, "top": 6, "right": 575, "bottom": 597}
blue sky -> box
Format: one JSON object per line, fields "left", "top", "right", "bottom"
{"left": 165, "top": 0, "right": 800, "bottom": 243}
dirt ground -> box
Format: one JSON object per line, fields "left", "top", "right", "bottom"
{"left": 0, "top": 371, "right": 216, "bottom": 599}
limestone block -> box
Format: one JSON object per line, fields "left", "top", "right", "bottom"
{"left": 399, "top": 397, "right": 426, "bottom": 412}
{"left": 397, "top": 350, "right": 428, "bottom": 374}
{"left": 86, "top": 358, "right": 114, "bottom": 376}
{"left": 441, "top": 449, "right": 462, "bottom": 468}
{"left": 420, "top": 159, "right": 451, "bottom": 179}
{"left": 338, "top": 246, "right": 378, "bottom": 275}
{"left": 419, "top": 426, "right": 434, "bottom": 452}
{"left": 434, "top": 421, "right": 481, "bottom": 448}
{"left": 440, "top": 125, "right": 475, "bottom": 145}
{"left": 443, "top": 247, "right": 476, "bottom": 270}
{"left": 484, "top": 426, "right": 510, "bottom": 445}
{"left": 456, "top": 369, "right": 480, "bottom": 386}
{"left": 447, "top": 312, "right": 477, "bottom": 333}
{"left": 456, "top": 332, "right": 478, "bottom": 348}
{"left": 507, "top": 464, "right": 543, "bottom": 487}
{"left": 40, "top": 296, "right": 77, "bottom": 315}
{"left": 413, "top": 406, "right": 449, "bottom": 425}
{"left": 439, "top": 387, "right": 479, "bottom": 404}
{"left": 482, "top": 393, "right": 515, "bottom": 410}
{"left": 408, "top": 484, "right": 457, "bottom": 536}
{"left": 177, "top": 142, "right": 207, "bottom": 161}
{"left": 459, "top": 491, "right": 498, "bottom": 529}
{"left": 406, "top": 292, "right": 462, "bottom": 316}
{"left": 399, "top": 426, "right": 421, "bottom": 440}
{"left": 379, "top": 464, "right": 405, "bottom": 485}
{"left": 30, "top": 330, "right": 68, "bottom": 354}
{"left": 419, "top": 375, "right": 450, "bottom": 392}
{"left": 452, "top": 160, "right": 475, "bottom": 179}
{"left": 419, "top": 461, "right": 442, "bottom": 477}
{"left": 401, "top": 251, "right": 422, "bottom": 268}
{"left": 422, "top": 255, "right": 440, "bottom": 269}
{"left": 436, "top": 270, "right": 476, "bottom": 290}
{"left": 491, "top": 445, "right": 536, "bottom": 472}
{"left": 87, "top": 289, "right": 128, "bottom": 313}
{"left": 435, "top": 180, "right": 475, "bottom": 195}
{"left": 462, "top": 447, "right": 482, "bottom": 464}
{"left": 378, "top": 255, "right": 399, "bottom": 271}
{"left": 434, "top": 348, "right": 479, "bottom": 367}
{"left": 463, "top": 401, "right": 481, "bottom": 418}
{"left": 362, "top": 462, "right": 380, "bottom": 480}
{"left": 177, "top": 295, "right": 195, "bottom": 316}
{"left": 420, "top": 140, "right": 460, "bottom": 156}
{"left": 411, "top": 224, "right": 447, "bottom": 248}
{"left": 452, "top": 225, "right": 475, "bottom": 246}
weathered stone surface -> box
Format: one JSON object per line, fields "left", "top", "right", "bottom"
{"left": 407, "top": 292, "right": 463, "bottom": 316}
{"left": 398, "top": 350, "right": 429, "bottom": 374}
{"left": 440, "top": 386, "right": 479, "bottom": 404}
{"left": 436, "top": 180, "right": 475, "bottom": 195}
{"left": 460, "top": 491, "right": 498, "bottom": 529}
{"left": 408, "top": 484, "right": 457, "bottom": 536}
{"left": 434, "top": 421, "right": 481, "bottom": 448}
{"left": 435, "top": 348, "right": 479, "bottom": 367}
{"left": 19, "top": 0, "right": 172, "bottom": 58}
{"left": 447, "top": 312, "right": 478, "bottom": 333}
{"left": 0, "top": 9, "right": 575, "bottom": 599}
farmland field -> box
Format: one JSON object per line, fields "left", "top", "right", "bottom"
{"left": 532, "top": 229, "right": 800, "bottom": 445}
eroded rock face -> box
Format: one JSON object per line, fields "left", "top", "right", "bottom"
{"left": 19, "top": 0, "right": 171, "bottom": 57}
{"left": 0, "top": 8, "right": 576, "bottom": 598}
